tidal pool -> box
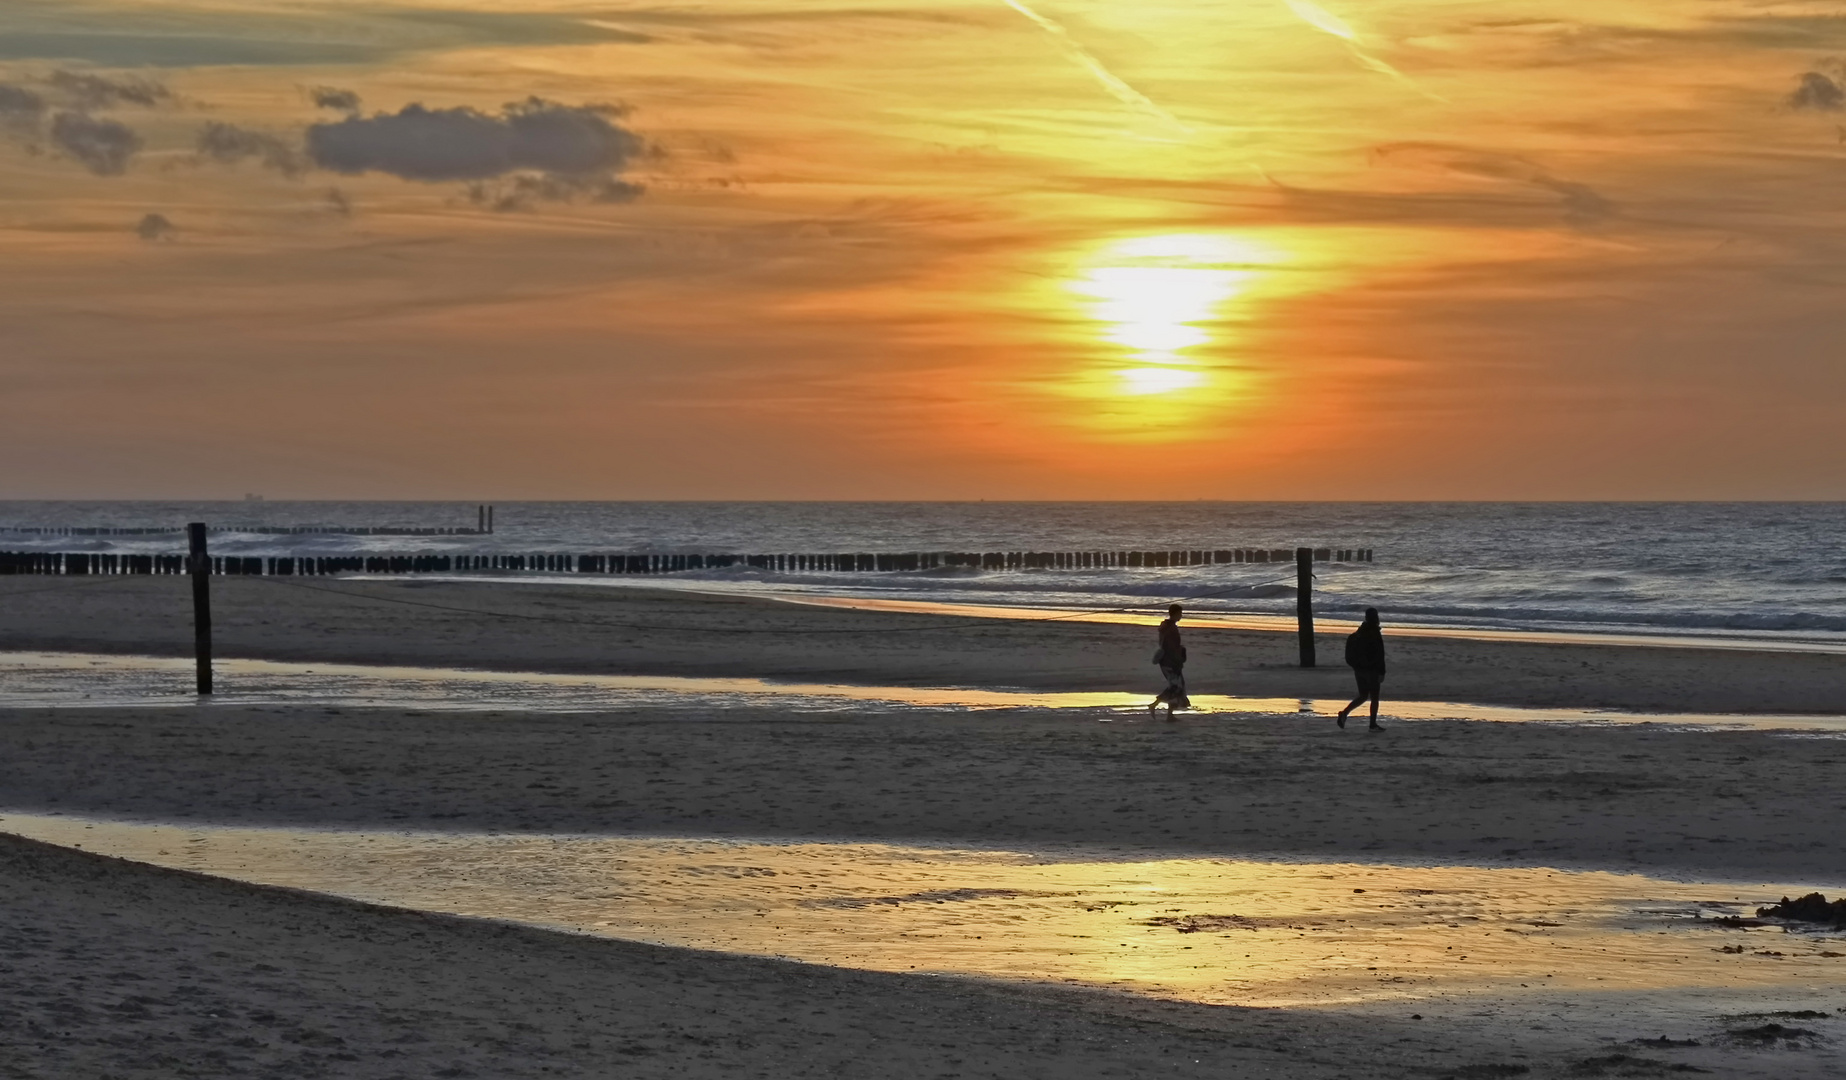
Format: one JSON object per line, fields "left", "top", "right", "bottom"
{"left": 5, "top": 812, "right": 1841, "bottom": 1011}
{"left": 3, "top": 651, "right": 1843, "bottom": 733}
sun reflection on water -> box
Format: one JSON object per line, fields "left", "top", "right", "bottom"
{"left": 8, "top": 813, "right": 1836, "bottom": 1012}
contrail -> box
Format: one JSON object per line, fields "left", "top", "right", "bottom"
{"left": 1281, "top": 0, "right": 1442, "bottom": 99}
{"left": 1000, "top": 0, "right": 1190, "bottom": 134}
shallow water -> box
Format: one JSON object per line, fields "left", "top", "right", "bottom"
{"left": 4, "top": 651, "right": 1843, "bottom": 733}
{"left": 5, "top": 812, "right": 1841, "bottom": 1010}
{"left": 7, "top": 501, "right": 1846, "bottom": 645}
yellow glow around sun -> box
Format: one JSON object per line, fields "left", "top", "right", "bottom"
{"left": 1069, "top": 233, "right": 1278, "bottom": 398}
{"left": 1118, "top": 366, "right": 1207, "bottom": 395}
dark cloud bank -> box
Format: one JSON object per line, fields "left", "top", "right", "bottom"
{"left": 305, "top": 98, "right": 642, "bottom": 182}
{"left": 0, "top": 71, "right": 647, "bottom": 210}
{"left": 196, "top": 97, "right": 648, "bottom": 209}
{"left": 303, "top": 97, "right": 646, "bottom": 208}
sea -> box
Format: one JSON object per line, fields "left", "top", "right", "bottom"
{"left": 2, "top": 501, "right": 1843, "bottom": 648}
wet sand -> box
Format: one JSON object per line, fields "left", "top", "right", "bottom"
{"left": 3, "top": 577, "right": 1845, "bottom": 1076}
{"left": 0, "top": 702, "right": 1840, "bottom": 881}
{"left": 10, "top": 812, "right": 1843, "bottom": 1013}
{"left": 7, "top": 833, "right": 1843, "bottom": 1079}
{"left": 1, "top": 575, "right": 1843, "bottom": 713}
{"left": 0, "top": 832, "right": 1386, "bottom": 1079}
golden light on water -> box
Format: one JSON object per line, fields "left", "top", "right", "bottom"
{"left": 12, "top": 814, "right": 1836, "bottom": 1011}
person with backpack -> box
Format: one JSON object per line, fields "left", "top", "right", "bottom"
{"left": 1337, "top": 607, "right": 1386, "bottom": 730}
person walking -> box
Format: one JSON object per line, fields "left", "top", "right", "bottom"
{"left": 1149, "top": 604, "right": 1190, "bottom": 720}
{"left": 1338, "top": 607, "right": 1386, "bottom": 730}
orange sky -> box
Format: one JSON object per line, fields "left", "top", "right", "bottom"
{"left": 2, "top": 0, "right": 1844, "bottom": 498}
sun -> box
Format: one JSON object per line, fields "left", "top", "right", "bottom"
{"left": 1068, "top": 232, "right": 1279, "bottom": 401}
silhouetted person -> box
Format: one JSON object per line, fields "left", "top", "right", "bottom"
{"left": 1149, "top": 604, "right": 1189, "bottom": 719}
{"left": 1338, "top": 607, "right": 1386, "bottom": 730}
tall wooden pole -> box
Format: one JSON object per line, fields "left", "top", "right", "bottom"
{"left": 188, "top": 522, "right": 213, "bottom": 695}
{"left": 1296, "top": 546, "right": 1315, "bottom": 668}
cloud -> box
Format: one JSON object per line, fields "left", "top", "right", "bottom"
{"left": 306, "top": 98, "right": 644, "bottom": 182}
{"left": 1372, "top": 142, "right": 1614, "bottom": 225}
{"left": 465, "top": 172, "right": 644, "bottom": 212}
{"left": 325, "top": 187, "right": 353, "bottom": 216}
{"left": 135, "top": 212, "right": 174, "bottom": 240}
{"left": 0, "top": 84, "right": 48, "bottom": 127}
{"left": 309, "top": 86, "right": 361, "bottom": 114}
{"left": 303, "top": 98, "right": 648, "bottom": 209}
{"left": 48, "top": 69, "right": 170, "bottom": 109}
{"left": 48, "top": 111, "right": 140, "bottom": 175}
{"left": 196, "top": 121, "right": 308, "bottom": 177}
{"left": 1789, "top": 70, "right": 1844, "bottom": 111}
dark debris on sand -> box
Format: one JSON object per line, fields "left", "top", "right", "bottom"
{"left": 1141, "top": 913, "right": 1265, "bottom": 933}
{"left": 1756, "top": 892, "right": 1846, "bottom": 926}
{"left": 1717, "top": 1023, "right": 1820, "bottom": 1046}
{"left": 1441, "top": 1065, "right": 1530, "bottom": 1079}
{"left": 1568, "top": 1054, "right": 1707, "bottom": 1076}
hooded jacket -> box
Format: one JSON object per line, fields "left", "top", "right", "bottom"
{"left": 1344, "top": 620, "right": 1385, "bottom": 673}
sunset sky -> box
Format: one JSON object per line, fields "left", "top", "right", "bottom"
{"left": 2, "top": 0, "right": 1844, "bottom": 499}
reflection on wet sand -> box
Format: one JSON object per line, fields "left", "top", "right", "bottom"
{"left": 3, "top": 650, "right": 1843, "bottom": 732}
{"left": 4, "top": 813, "right": 1839, "bottom": 1010}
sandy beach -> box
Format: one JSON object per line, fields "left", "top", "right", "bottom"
{"left": 2, "top": 575, "right": 1842, "bottom": 713}
{"left": 2, "top": 578, "right": 1843, "bottom": 1077}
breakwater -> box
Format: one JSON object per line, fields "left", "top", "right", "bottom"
{"left": 0, "top": 548, "right": 1373, "bottom": 576}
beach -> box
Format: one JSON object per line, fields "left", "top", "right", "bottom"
{"left": 2, "top": 575, "right": 1843, "bottom": 713}
{"left": 1, "top": 578, "right": 1843, "bottom": 1077}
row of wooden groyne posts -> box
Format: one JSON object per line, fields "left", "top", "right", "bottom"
{"left": 0, "top": 547, "right": 1374, "bottom": 576}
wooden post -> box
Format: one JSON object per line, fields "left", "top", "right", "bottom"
{"left": 488, "top": 505, "right": 495, "bottom": 534}
{"left": 1295, "top": 546, "right": 1315, "bottom": 668}
{"left": 188, "top": 522, "right": 213, "bottom": 695}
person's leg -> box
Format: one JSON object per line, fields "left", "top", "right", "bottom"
{"left": 1338, "top": 671, "right": 1366, "bottom": 727}
{"left": 1151, "top": 667, "right": 1174, "bottom": 718}
{"left": 1367, "top": 674, "right": 1384, "bottom": 730}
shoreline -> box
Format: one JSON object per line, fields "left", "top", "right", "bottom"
{"left": 354, "top": 571, "right": 1846, "bottom": 655}
{"left": 9, "top": 802, "right": 1846, "bottom": 893}
{"left": 7, "top": 648, "right": 1846, "bottom": 735}
{"left": 3, "top": 576, "right": 1843, "bottom": 714}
